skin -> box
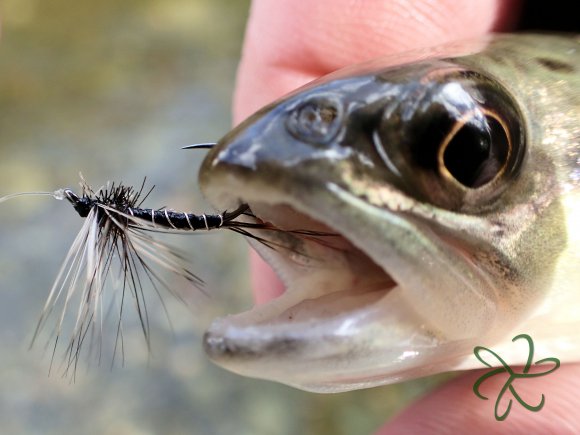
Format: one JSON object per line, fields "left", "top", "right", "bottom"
{"left": 233, "top": 0, "right": 580, "bottom": 432}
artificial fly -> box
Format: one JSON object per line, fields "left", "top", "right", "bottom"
{"left": 1, "top": 167, "right": 331, "bottom": 376}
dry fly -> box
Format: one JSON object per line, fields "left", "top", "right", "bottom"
{"left": 0, "top": 165, "right": 331, "bottom": 376}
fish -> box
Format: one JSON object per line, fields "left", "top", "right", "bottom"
{"left": 198, "top": 33, "right": 580, "bottom": 393}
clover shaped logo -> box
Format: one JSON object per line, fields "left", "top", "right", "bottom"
{"left": 473, "top": 333, "right": 560, "bottom": 421}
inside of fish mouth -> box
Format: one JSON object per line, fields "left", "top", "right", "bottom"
{"left": 234, "top": 201, "right": 398, "bottom": 323}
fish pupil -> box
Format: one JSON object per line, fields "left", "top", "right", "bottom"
{"left": 442, "top": 116, "right": 509, "bottom": 188}
{"left": 443, "top": 123, "right": 491, "bottom": 187}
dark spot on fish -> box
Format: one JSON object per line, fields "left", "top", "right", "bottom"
{"left": 474, "top": 250, "right": 518, "bottom": 282}
{"left": 482, "top": 52, "right": 506, "bottom": 65}
{"left": 490, "top": 223, "right": 505, "bottom": 238}
{"left": 203, "top": 332, "right": 302, "bottom": 359}
{"left": 537, "top": 57, "right": 575, "bottom": 73}
{"left": 263, "top": 338, "right": 302, "bottom": 354}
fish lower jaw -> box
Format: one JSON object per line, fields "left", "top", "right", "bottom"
{"left": 203, "top": 274, "right": 449, "bottom": 392}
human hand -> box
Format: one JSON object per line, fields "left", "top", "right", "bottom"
{"left": 233, "top": 1, "right": 580, "bottom": 432}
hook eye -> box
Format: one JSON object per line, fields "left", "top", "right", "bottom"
{"left": 63, "top": 188, "right": 80, "bottom": 204}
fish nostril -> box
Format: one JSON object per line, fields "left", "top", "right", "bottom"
{"left": 286, "top": 95, "right": 343, "bottom": 146}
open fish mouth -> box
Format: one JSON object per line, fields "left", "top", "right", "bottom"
{"left": 205, "top": 201, "right": 398, "bottom": 342}
{"left": 201, "top": 182, "right": 486, "bottom": 393}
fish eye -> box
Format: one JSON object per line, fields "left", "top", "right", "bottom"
{"left": 439, "top": 111, "right": 511, "bottom": 189}
{"left": 286, "top": 96, "right": 343, "bottom": 145}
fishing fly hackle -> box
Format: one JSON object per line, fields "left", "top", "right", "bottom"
{"left": 2, "top": 176, "right": 337, "bottom": 375}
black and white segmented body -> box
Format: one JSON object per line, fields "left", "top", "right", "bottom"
{"left": 0, "top": 175, "right": 332, "bottom": 375}
{"left": 63, "top": 187, "right": 249, "bottom": 231}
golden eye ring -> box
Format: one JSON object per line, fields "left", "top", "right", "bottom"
{"left": 437, "top": 107, "right": 513, "bottom": 189}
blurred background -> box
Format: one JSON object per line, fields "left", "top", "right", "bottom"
{"left": 0, "top": 1, "right": 446, "bottom": 434}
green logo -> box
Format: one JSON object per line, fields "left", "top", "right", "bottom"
{"left": 473, "top": 333, "right": 560, "bottom": 421}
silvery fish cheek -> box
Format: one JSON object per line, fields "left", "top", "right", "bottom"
{"left": 199, "top": 33, "right": 580, "bottom": 393}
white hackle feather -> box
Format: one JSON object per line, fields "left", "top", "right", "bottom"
{"left": 10, "top": 178, "right": 207, "bottom": 376}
